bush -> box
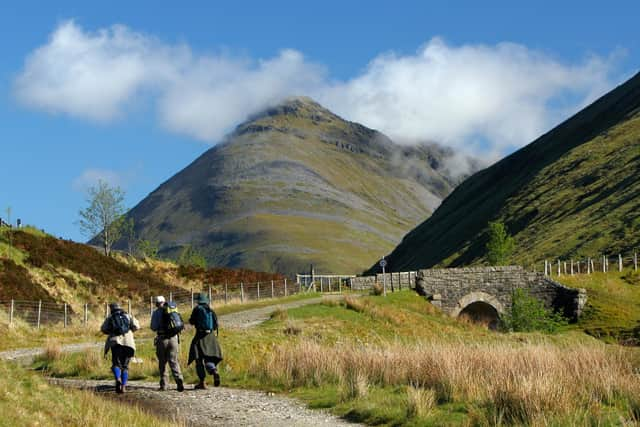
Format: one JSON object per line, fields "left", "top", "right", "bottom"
{"left": 501, "top": 288, "right": 567, "bottom": 333}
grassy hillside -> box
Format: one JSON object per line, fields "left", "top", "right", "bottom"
{"left": 40, "top": 290, "right": 640, "bottom": 426}
{"left": 125, "top": 97, "right": 463, "bottom": 276}
{"left": 0, "top": 226, "right": 283, "bottom": 310}
{"left": 377, "top": 72, "right": 640, "bottom": 272}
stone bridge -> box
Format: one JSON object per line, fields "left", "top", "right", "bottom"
{"left": 415, "top": 266, "right": 587, "bottom": 326}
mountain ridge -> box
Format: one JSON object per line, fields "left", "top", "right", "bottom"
{"left": 375, "top": 71, "right": 640, "bottom": 272}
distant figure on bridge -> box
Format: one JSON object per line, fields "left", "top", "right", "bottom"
{"left": 188, "top": 293, "right": 223, "bottom": 389}
{"left": 101, "top": 302, "right": 140, "bottom": 394}
{"left": 150, "top": 295, "right": 185, "bottom": 392}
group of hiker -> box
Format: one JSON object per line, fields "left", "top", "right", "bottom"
{"left": 100, "top": 293, "right": 223, "bottom": 393}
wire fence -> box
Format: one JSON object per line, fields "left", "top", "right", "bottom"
{"left": 0, "top": 277, "right": 338, "bottom": 329}
{"left": 537, "top": 252, "right": 640, "bottom": 277}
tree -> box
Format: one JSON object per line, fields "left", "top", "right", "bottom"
{"left": 178, "top": 245, "right": 207, "bottom": 268}
{"left": 138, "top": 239, "right": 160, "bottom": 259}
{"left": 121, "top": 216, "right": 136, "bottom": 256}
{"left": 486, "top": 220, "right": 515, "bottom": 265}
{"left": 78, "top": 180, "right": 126, "bottom": 256}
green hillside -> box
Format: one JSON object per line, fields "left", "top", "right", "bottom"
{"left": 378, "top": 71, "right": 640, "bottom": 271}
{"left": 125, "top": 97, "right": 462, "bottom": 276}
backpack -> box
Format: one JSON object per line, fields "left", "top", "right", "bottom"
{"left": 163, "top": 302, "right": 184, "bottom": 337}
{"left": 194, "top": 305, "right": 218, "bottom": 332}
{"left": 109, "top": 310, "right": 130, "bottom": 336}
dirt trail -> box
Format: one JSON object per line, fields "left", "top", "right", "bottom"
{"left": 1, "top": 294, "right": 361, "bottom": 426}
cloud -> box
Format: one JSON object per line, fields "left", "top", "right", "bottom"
{"left": 72, "top": 168, "right": 126, "bottom": 192}
{"left": 15, "top": 21, "right": 620, "bottom": 160}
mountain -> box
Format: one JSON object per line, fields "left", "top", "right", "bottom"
{"left": 375, "top": 71, "right": 640, "bottom": 272}
{"left": 124, "top": 97, "right": 464, "bottom": 276}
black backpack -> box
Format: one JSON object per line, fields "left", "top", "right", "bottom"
{"left": 109, "top": 310, "right": 130, "bottom": 336}
{"left": 163, "top": 302, "right": 184, "bottom": 337}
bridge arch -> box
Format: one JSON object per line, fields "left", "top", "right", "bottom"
{"left": 450, "top": 292, "right": 504, "bottom": 317}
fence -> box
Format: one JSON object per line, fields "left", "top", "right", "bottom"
{"left": 295, "top": 274, "right": 354, "bottom": 292}
{"left": 539, "top": 252, "right": 639, "bottom": 277}
{"left": 0, "top": 277, "right": 331, "bottom": 329}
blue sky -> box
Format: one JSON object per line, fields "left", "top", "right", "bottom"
{"left": 1, "top": 1, "right": 638, "bottom": 241}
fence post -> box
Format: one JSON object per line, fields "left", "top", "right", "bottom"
{"left": 619, "top": 254, "right": 623, "bottom": 272}
{"left": 570, "top": 260, "right": 574, "bottom": 275}
{"left": 84, "top": 303, "right": 88, "bottom": 325}
{"left": 128, "top": 299, "right": 131, "bottom": 314}
{"left": 635, "top": 252, "right": 638, "bottom": 271}
{"left": 37, "top": 300, "right": 42, "bottom": 329}
{"left": 257, "top": 282, "right": 261, "bottom": 300}
{"left": 271, "top": 280, "right": 274, "bottom": 298}
{"left": 169, "top": 291, "right": 173, "bottom": 302}
{"left": 149, "top": 297, "right": 153, "bottom": 317}
{"left": 208, "top": 286, "right": 212, "bottom": 304}
{"left": 241, "top": 282, "right": 244, "bottom": 302}
{"left": 299, "top": 280, "right": 302, "bottom": 293}
{"left": 320, "top": 277, "right": 324, "bottom": 293}
{"left": 557, "top": 260, "right": 561, "bottom": 276}
{"left": 191, "top": 289, "right": 194, "bottom": 309}
{"left": 603, "top": 255, "right": 606, "bottom": 273}
{"left": 284, "top": 278, "right": 288, "bottom": 297}
{"left": 224, "top": 282, "right": 228, "bottom": 304}
{"left": 9, "top": 299, "right": 14, "bottom": 326}
{"left": 64, "top": 303, "right": 68, "bottom": 328}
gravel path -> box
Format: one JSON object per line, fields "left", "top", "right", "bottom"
{"left": 2, "top": 294, "right": 361, "bottom": 426}
{"left": 49, "top": 378, "right": 356, "bottom": 426}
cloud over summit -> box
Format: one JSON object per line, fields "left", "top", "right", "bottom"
{"left": 14, "top": 21, "right": 619, "bottom": 160}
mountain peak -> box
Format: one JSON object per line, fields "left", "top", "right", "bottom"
{"left": 242, "top": 96, "right": 339, "bottom": 127}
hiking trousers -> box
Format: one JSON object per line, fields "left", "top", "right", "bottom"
{"left": 155, "top": 335, "right": 183, "bottom": 387}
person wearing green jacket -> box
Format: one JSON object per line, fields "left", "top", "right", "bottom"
{"left": 188, "top": 293, "right": 223, "bottom": 389}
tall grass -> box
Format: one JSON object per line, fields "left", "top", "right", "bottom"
{"left": 255, "top": 339, "right": 640, "bottom": 424}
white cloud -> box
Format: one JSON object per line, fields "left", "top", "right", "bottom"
{"left": 15, "top": 21, "right": 620, "bottom": 161}
{"left": 72, "top": 168, "right": 126, "bottom": 192}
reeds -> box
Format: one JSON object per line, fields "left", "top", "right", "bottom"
{"left": 257, "top": 339, "right": 640, "bottom": 423}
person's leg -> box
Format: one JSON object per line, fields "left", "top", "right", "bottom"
{"left": 204, "top": 356, "right": 221, "bottom": 387}
{"left": 111, "top": 346, "right": 123, "bottom": 393}
{"left": 167, "top": 336, "right": 184, "bottom": 391}
{"left": 156, "top": 339, "right": 168, "bottom": 390}
{"left": 194, "top": 356, "right": 207, "bottom": 389}
{"left": 120, "top": 347, "right": 133, "bottom": 392}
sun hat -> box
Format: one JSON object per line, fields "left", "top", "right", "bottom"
{"left": 155, "top": 295, "right": 166, "bottom": 304}
{"left": 196, "top": 293, "right": 209, "bottom": 304}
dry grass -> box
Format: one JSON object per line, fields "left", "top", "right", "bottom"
{"left": 270, "top": 307, "right": 289, "bottom": 321}
{"left": 257, "top": 339, "right": 640, "bottom": 423}
{"left": 406, "top": 385, "right": 436, "bottom": 419}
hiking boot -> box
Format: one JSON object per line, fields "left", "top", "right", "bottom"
{"left": 115, "top": 380, "right": 122, "bottom": 394}
{"left": 121, "top": 384, "right": 127, "bottom": 393}
{"left": 194, "top": 381, "right": 207, "bottom": 390}
{"left": 176, "top": 379, "right": 184, "bottom": 392}
{"left": 213, "top": 371, "right": 221, "bottom": 387}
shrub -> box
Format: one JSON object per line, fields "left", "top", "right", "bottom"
{"left": 371, "top": 284, "right": 384, "bottom": 296}
{"left": 501, "top": 288, "right": 567, "bottom": 333}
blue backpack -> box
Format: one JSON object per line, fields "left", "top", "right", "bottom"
{"left": 195, "top": 305, "right": 217, "bottom": 332}
{"left": 109, "top": 311, "right": 130, "bottom": 336}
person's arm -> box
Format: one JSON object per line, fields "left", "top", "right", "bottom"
{"left": 129, "top": 314, "right": 140, "bottom": 332}
{"left": 189, "top": 306, "right": 198, "bottom": 325}
{"left": 100, "top": 317, "right": 110, "bottom": 335}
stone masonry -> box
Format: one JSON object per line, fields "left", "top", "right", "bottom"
{"left": 415, "top": 266, "right": 587, "bottom": 321}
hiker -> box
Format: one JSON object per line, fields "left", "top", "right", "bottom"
{"left": 188, "top": 293, "right": 223, "bottom": 389}
{"left": 150, "top": 295, "right": 185, "bottom": 392}
{"left": 101, "top": 302, "right": 140, "bottom": 394}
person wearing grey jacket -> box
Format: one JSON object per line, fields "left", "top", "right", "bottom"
{"left": 150, "top": 295, "right": 184, "bottom": 392}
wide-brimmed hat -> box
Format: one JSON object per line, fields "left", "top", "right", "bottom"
{"left": 109, "top": 302, "right": 121, "bottom": 312}
{"left": 196, "top": 293, "right": 209, "bottom": 304}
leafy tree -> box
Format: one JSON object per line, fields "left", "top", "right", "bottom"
{"left": 486, "top": 220, "right": 515, "bottom": 265}
{"left": 78, "top": 180, "right": 126, "bottom": 256}
{"left": 178, "top": 244, "right": 207, "bottom": 268}
{"left": 501, "top": 288, "right": 567, "bottom": 333}
{"left": 120, "top": 216, "right": 137, "bottom": 256}
{"left": 138, "top": 239, "right": 160, "bottom": 259}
